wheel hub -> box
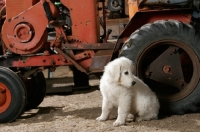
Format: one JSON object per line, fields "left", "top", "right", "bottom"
{"left": 0, "top": 83, "right": 11, "bottom": 113}
{"left": 145, "top": 46, "right": 186, "bottom": 90}
{"left": 137, "top": 40, "right": 200, "bottom": 102}
{"left": 14, "top": 23, "right": 33, "bottom": 43}
{"left": 0, "top": 88, "right": 6, "bottom": 105}
{"left": 163, "top": 65, "right": 171, "bottom": 73}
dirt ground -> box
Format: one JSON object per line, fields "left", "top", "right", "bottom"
{"left": 1, "top": 66, "right": 200, "bottom": 132}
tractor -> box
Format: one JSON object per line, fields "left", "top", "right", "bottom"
{"left": 0, "top": 0, "right": 200, "bottom": 123}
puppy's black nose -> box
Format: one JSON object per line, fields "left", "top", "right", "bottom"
{"left": 132, "top": 81, "right": 136, "bottom": 86}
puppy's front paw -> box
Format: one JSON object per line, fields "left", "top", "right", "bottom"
{"left": 96, "top": 116, "right": 106, "bottom": 122}
{"left": 127, "top": 114, "right": 134, "bottom": 119}
{"left": 126, "top": 114, "right": 134, "bottom": 122}
{"left": 113, "top": 120, "right": 125, "bottom": 127}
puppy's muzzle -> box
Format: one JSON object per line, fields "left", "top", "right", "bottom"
{"left": 132, "top": 81, "right": 136, "bottom": 86}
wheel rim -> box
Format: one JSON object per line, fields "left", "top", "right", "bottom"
{"left": 137, "top": 39, "right": 200, "bottom": 102}
{"left": 0, "top": 82, "right": 11, "bottom": 113}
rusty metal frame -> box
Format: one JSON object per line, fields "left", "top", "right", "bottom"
{"left": 0, "top": 54, "right": 70, "bottom": 67}
{"left": 63, "top": 43, "right": 115, "bottom": 50}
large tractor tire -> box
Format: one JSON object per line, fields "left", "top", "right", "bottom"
{"left": 120, "top": 20, "right": 200, "bottom": 115}
{"left": 25, "top": 72, "right": 46, "bottom": 110}
{"left": 0, "top": 67, "right": 26, "bottom": 123}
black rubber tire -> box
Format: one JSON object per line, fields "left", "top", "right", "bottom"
{"left": 120, "top": 20, "right": 200, "bottom": 115}
{"left": 107, "top": 0, "right": 122, "bottom": 12}
{"left": 0, "top": 67, "right": 26, "bottom": 123}
{"left": 25, "top": 72, "right": 46, "bottom": 110}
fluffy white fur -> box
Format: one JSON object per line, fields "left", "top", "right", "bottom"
{"left": 96, "top": 57, "right": 160, "bottom": 126}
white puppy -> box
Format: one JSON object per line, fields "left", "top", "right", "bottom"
{"left": 96, "top": 57, "right": 160, "bottom": 126}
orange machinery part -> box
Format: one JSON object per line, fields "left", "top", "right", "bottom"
{"left": 2, "top": 0, "right": 100, "bottom": 55}
{"left": 60, "top": 0, "right": 100, "bottom": 44}
{"left": 1, "top": 0, "right": 58, "bottom": 54}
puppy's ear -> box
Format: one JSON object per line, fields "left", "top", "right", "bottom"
{"left": 105, "top": 64, "right": 121, "bottom": 82}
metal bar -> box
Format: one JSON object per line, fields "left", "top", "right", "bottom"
{"left": 63, "top": 43, "right": 115, "bottom": 50}
{"left": 54, "top": 47, "right": 87, "bottom": 73}
{"left": 0, "top": 54, "right": 71, "bottom": 67}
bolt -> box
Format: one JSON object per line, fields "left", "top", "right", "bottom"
{"left": 145, "top": 72, "right": 152, "bottom": 77}
{"left": 9, "top": 44, "right": 13, "bottom": 48}
{"left": 172, "top": 49, "right": 178, "bottom": 54}
{"left": 8, "top": 18, "right": 11, "bottom": 22}
{"left": 163, "top": 65, "right": 171, "bottom": 73}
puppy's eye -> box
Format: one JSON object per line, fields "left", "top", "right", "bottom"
{"left": 124, "top": 71, "right": 129, "bottom": 75}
